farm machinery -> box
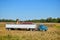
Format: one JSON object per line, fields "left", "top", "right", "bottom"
{"left": 6, "top": 23, "right": 48, "bottom": 31}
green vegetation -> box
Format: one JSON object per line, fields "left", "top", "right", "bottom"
{"left": 0, "top": 17, "right": 60, "bottom": 23}
{"left": 0, "top": 19, "right": 16, "bottom": 22}
{"left": 25, "top": 17, "right": 60, "bottom": 23}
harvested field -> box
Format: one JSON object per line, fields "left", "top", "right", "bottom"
{"left": 0, "top": 22, "right": 60, "bottom": 40}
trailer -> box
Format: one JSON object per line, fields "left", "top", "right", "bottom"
{"left": 6, "top": 24, "right": 36, "bottom": 30}
{"left": 6, "top": 24, "right": 48, "bottom": 31}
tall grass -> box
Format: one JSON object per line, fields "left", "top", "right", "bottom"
{"left": 0, "top": 35, "right": 19, "bottom": 40}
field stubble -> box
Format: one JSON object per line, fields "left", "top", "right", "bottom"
{"left": 0, "top": 22, "right": 60, "bottom": 40}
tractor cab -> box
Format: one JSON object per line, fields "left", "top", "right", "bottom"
{"left": 38, "top": 24, "right": 48, "bottom": 31}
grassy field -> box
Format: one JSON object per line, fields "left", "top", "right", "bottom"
{"left": 0, "top": 22, "right": 60, "bottom": 40}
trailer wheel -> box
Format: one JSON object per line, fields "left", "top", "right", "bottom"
{"left": 30, "top": 29, "right": 33, "bottom": 31}
{"left": 11, "top": 28, "right": 15, "bottom": 30}
{"left": 7, "top": 28, "right": 11, "bottom": 30}
{"left": 45, "top": 30, "right": 47, "bottom": 31}
{"left": 38, "top": 29, "right": 41, "bottom": 31}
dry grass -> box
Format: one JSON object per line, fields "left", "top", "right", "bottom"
{"left": 0, "top": 22, "right": 60, "bottom": 40}
{"left": 0, "top": 30, "right": 60, "bottom": 40}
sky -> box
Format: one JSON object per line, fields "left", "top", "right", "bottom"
{"left": 0, "top": 0, "right": 60, "bottom": 20}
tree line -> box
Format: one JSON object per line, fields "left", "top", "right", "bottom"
{"left": 0, "top": 17, "right": 60, "bottom": 23}
{"left": 25, "top": 17, "right": 60, "bottom": 23}
{"left": 0, "top": 19, "right": 16, "bottom": 22}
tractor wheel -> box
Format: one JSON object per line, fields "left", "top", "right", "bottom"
{"left": 45, "top": 30, "right": 47, "bottom": 31}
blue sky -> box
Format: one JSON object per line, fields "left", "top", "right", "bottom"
{"left": 0, "top": 0, "right": 60, "bottom": 20}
